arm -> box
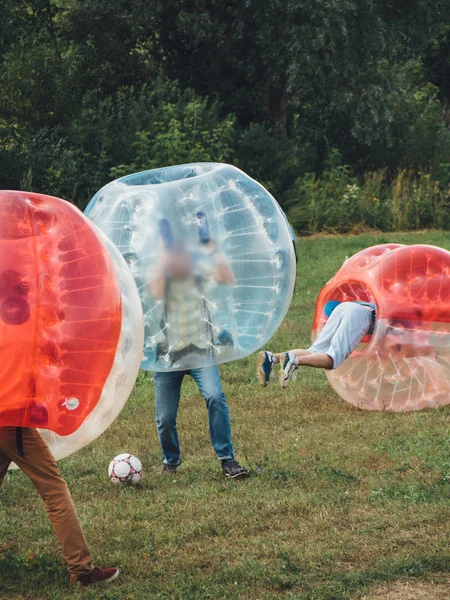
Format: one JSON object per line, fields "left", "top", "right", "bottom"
{"left": 205, "top": 243, "right": 235, "bottom": 285}
{"left": 212, "top": 253, "right": 235, "bottom": 285}
{"left": 149, "top": 255, "right": 166, "bottom": 299}
{"left": 150, "top": 271, "right": 166, "bottom": 299}
{"left": 196, "top": 211, "right": 235, "bottom": 285}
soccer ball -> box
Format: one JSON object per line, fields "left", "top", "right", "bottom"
{"left": 108, "top": 453, "right": 143, "bottom": 485}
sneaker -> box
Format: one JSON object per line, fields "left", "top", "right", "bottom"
{"left": 221, "top": 458, "right": 249, "bottom": 479}
{"left": 279, "top": 351, "right": 298, "bottom": 388}
{"left": 162, "top": 463, "right": 178, "bottom": 474}
{"left": 256, "top": 351, "right": 275, "bottom": 387}
{"left": 72, "top": 567, "right": 119, "bottom": 586}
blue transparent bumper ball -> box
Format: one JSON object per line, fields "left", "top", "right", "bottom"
{"left": 85, "top": 163, "right": 296, "bottom": 371}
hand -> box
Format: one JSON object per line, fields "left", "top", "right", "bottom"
{"left": 212, "top": 260, "right": 235, "bottom": 285}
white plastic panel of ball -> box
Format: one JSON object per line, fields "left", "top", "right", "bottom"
{"left": 85, "top": 163, "right": 296, "bottom": 371}
{"left": 326, "top": 319, "right": 450, "bottom": 411}
{"left": 35, "top": 235, "right": 144, "bottom": 462}
{"left": 113, "top": 461, "right": 131, "bottom": 478}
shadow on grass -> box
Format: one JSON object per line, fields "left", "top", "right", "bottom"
{"left": 0, "top": 549, "right": 64, "bottom": 594}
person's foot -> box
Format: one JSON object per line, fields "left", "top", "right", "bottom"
{"left": 256, "top": 351, "right": 275, "bottom": 387}
{"left": 71, "top": 567, "right": 119, "bottom": 586}
{"left": 162, "top": 463, "right": 178, "bottom": 474}
{"left": 279, "top": 351, "right": 299, "bottom": 388}
{"left": 221, "top": 458, "right": 249, "bottom": 479}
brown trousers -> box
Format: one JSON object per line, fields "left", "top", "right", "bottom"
{"left": 0, "top": 427, "right": 93, "bottom": 579}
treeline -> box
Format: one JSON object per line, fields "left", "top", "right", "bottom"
{"left": 1, "top": 0, "right": 450, "bottom": 233}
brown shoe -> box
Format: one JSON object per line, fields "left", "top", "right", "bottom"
{"left": 72, "top": 567, "right": 119, "bottom": 586}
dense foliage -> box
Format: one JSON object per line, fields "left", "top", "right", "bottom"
{"left": 1, "top": 0, "right": 449, "bottom": 232}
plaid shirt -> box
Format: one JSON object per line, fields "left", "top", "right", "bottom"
{"left": 164, "top": 275, "right": 212, "bottom": 351}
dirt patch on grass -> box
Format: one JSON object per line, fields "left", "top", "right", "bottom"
{"left": 360, "top": 577, "right": 450, "bottom": 599}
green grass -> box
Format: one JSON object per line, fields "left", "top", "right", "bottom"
{"left": 1, "top": 231, "right": 450, "bottom": 600}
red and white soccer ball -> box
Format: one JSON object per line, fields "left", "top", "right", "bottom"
{"left": 108, "top": 453, "right": 143, "bottom": 485}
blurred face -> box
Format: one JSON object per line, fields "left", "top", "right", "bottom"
{"left": 163, "top": 245, "right": 192, "bottom": 279}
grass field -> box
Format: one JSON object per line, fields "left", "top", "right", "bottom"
{"left": 1, "top": 231, "right": 449, "bottom": 600}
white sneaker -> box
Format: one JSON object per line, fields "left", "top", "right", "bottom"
{"left": 279, "top": 352, "right": 298, "bottom": 388}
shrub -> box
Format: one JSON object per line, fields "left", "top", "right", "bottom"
{"left": 285, "top": 165, "right": 449, "bottom": 235}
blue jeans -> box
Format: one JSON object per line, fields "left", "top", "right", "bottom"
{"left": 154, "top": 366, "right": 234, "bottom": 466}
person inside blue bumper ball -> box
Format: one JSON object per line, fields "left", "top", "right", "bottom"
{"left": 149, "top": 214, "right": 249, "bottom": 479}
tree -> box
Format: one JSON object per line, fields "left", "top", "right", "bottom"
{"left": 154, "top": 0, "right": 450, "bottom": 142}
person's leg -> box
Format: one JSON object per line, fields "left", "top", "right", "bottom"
{"left": 190, "top": 366, "right": 248, "bottom": 477}
{"left": 276, "top": 305, "right": 352, "bottom": 386}
{"left": 272, "top": 349, "right": 312, "bottom": 363}
{"left": 0, "top": 428, "right": 93, "bottom": 579}
{"left": 306, "top": 304, "right": 348, "bottom": 357}
{"left": 257, "top": 349, "right": 312, "bottom": 386}
{"left": 261, "top": 348, "right": 332, "bottom": 388}
{"left": 271, "top": 350, "right": 333, "bottom": 369}
{"left": 190, "top": 366, "right": 233, "bottom": 460}
{"left": 324, "top": 303, "right": 373, "bottom": 369}
{"left": 154, "top": 370, "right": 185, "bottom": 466}
{"left": 0, "top": 446, "right": 10, "bottom": 487}
{"left": 279, "top": 303, "right": 372, "bottom": 384}
{"left": 297, "top": 352, "right": 334, "bottom": 368}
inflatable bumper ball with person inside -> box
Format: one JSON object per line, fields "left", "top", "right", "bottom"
{"left": 0, "top": 191, "right": 143, "bottom": 463}
{"left": 312, "top": 243, "right": 450, "bottom": 411}
{"left": 85, "top": 162, "right": 296, "bottom": 372}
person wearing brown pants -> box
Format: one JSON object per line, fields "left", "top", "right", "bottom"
{"left": 0, "top": 426, "right": 119, "bottom": 586}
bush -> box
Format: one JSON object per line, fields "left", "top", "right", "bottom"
{"left": 107, "top": 82, "right": 236, "bottom": 181}
{"left": 235, "top": 122, "right": 314, "bottom": 203}
{"left": 13, "top": 79, "right": 237, "bottom": 208}
{"left": 285, "top": 164, "right": 449, "bottom": 235}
